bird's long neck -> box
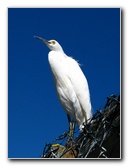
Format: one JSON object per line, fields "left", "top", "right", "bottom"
{"left": 48, "top": 50, "right": 67, "bottom": 75}
{"left": 54, "top": 47, "right": 65, "bottom": 54}
{"left": 49, "top": 50, "right": 67, "bottom": 60}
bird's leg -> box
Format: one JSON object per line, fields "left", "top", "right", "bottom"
{"left": 69, "top": 121, "right": 74, "bottom": 138}
{"left": 67, "top": 114, "right": 74, "bottom": 139}
{"left": 67, "top": 100, "right": 78, "bottom": 140}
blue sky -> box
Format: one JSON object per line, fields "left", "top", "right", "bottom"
{"left": 8, "top": 8, "right": 120, "bottom": 158}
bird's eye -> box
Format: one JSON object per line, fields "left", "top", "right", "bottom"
{"left": 49, "top": 40, "right": 56, "bottom": 45}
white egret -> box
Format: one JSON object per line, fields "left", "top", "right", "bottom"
{"left": 34, "top": 36, "right": 92, "bottom": 131}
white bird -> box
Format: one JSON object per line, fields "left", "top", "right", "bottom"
{"left": 34, "top": 36, "right": 92, "bottom": 131}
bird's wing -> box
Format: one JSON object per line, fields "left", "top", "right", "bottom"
{"left": 64, "top": 57, "right": 92, "bottom": 120}
{"left": 55, "top": 68, "right": 80, "bottom": 118}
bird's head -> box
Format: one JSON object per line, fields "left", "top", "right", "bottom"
{"left": 34, "top": 36, "right": 64, "bottom": 53}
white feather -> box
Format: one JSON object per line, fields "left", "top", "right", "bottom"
{"left": 48, "top": 50, "right": 92, "bottom": 130}
{"left": 35, "top": 36, "right": 92, "bottom": 131}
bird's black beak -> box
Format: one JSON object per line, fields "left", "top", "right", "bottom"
{"left": 34, "top": 36, "right": 49, "bottom": 45}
